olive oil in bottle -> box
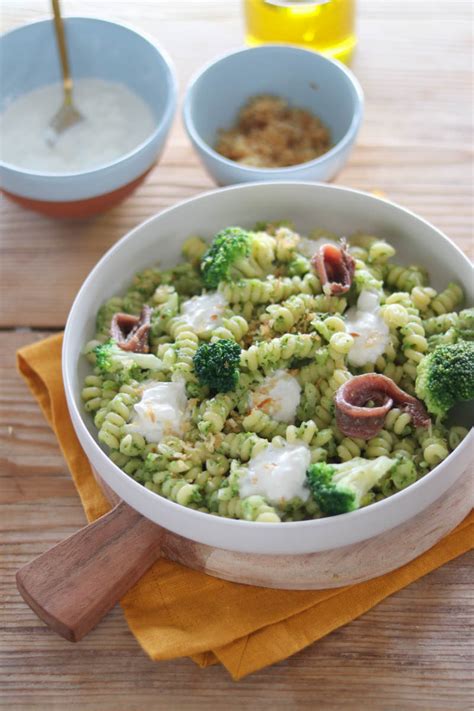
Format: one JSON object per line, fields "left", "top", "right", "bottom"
{"left": 243, "top": 0, "right": 357, "bottom": 65}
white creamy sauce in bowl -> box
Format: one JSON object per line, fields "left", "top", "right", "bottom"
{"left": 125, "top": 381, "right": 188, "bottom": 444}
{"left": 249, "top": 369, "right": 301, "bottom": 423}
{"left": 239, "top": 442, "right": 310, "bottom": 505}
{"left": 0, "top": 78, "right": 156, "bottom": 173}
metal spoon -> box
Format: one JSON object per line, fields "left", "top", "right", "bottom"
{"left": 46, "top": 0, "right": 83, "bottom": 146}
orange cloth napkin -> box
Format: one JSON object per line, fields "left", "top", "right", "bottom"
{"left": 17, "top": 334, "right": 473, "bottom": 680}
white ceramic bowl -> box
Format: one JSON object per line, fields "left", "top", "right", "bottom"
{"left": 63, "top": 182, "right": 473, "bottom": 556}
{"left": 0, "top": 17, "right": 177, "bottom": 218}
{"left": 183, "top": 45, "right": 363, "bottom": 185}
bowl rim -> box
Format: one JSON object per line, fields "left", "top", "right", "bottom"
{"left": 182, "top": 43, "right": 364, "bottom": 175}
{"left": 63, "top": 180, "right": 473, "bottom": 538}
{"left": 0, "top": 15, "right": 178, "bottom": 178}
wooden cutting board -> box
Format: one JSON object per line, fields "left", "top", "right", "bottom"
{"left": 15, "top": 465, "right": 473, "bottom": 642}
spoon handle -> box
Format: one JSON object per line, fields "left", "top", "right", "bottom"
{"left": 51, "top": 0, "right": 73, "bottom": 104}
{"left": 16, "top": 501, "right": 164, "bottom": 641}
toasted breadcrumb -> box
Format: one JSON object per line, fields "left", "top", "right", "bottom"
{"left": 215, "top": 95, "right": 331, "bottom": 168}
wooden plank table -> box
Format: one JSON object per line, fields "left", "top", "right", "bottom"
{"left": 1, "top": 1, "right": 472, "bottom": 708}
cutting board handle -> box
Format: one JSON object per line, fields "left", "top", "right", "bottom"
{"left": 16, "top": 500, "right": 163, "bottom": 642}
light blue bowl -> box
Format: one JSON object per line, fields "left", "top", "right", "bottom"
{"left": 183, "top": 45, "right": 363, "bottom": 186}
{"left": 0, "top": 17, "right": 177, "bottom": 217}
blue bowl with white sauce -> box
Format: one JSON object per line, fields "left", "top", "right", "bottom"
{"left": 183, "top": 45, "right": 364, "bottom": 186}
{"left": 0, "top": 17, "right": 177, "bottom": 217}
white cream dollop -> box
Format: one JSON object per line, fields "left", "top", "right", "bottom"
{"left": 298, "top": 236, "right": 339, "bottom": 258}
{"left": 125, "top": 381, "right": 188, "bottom": 443}
{"left": 249, "top": 370, "right": 301, "bottom": 424}
{"left": 0, "top": 78, "right": 156, "bottom": 173}
{"left": 239, "top": 443, "right": 311, "bottom": 504}
{"left": 344, "top": 290, "right": 390, "bottom": 367}
{"left": 180, "top": 292, "right": 227, "bottom": 333}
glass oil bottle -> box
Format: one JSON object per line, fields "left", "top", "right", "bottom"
{"left": 243, "top": 0, "right": 357, "bottom": 65}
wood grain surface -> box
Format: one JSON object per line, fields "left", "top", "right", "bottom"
{"left": 1, "top": 0, "right": 473, "bottom": 708}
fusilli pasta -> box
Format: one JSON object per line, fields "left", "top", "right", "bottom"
{"left": 81, "top": 221, "right": 471, "bottom": 522}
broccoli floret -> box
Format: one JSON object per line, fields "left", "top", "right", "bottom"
{"left": 306, "top": 456, "right": 396, "bottom": 516}
{"left": 94, "top": 339, "right": 162, "bottom": 382}
{"left": 415, "top": 341, "right": 474, "bottom": 418}
{"left": 200, "top": 227, "right": 252, "bottom": 288}
{"left": 193, "top": 339, "right": 241, "bottom": 393}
